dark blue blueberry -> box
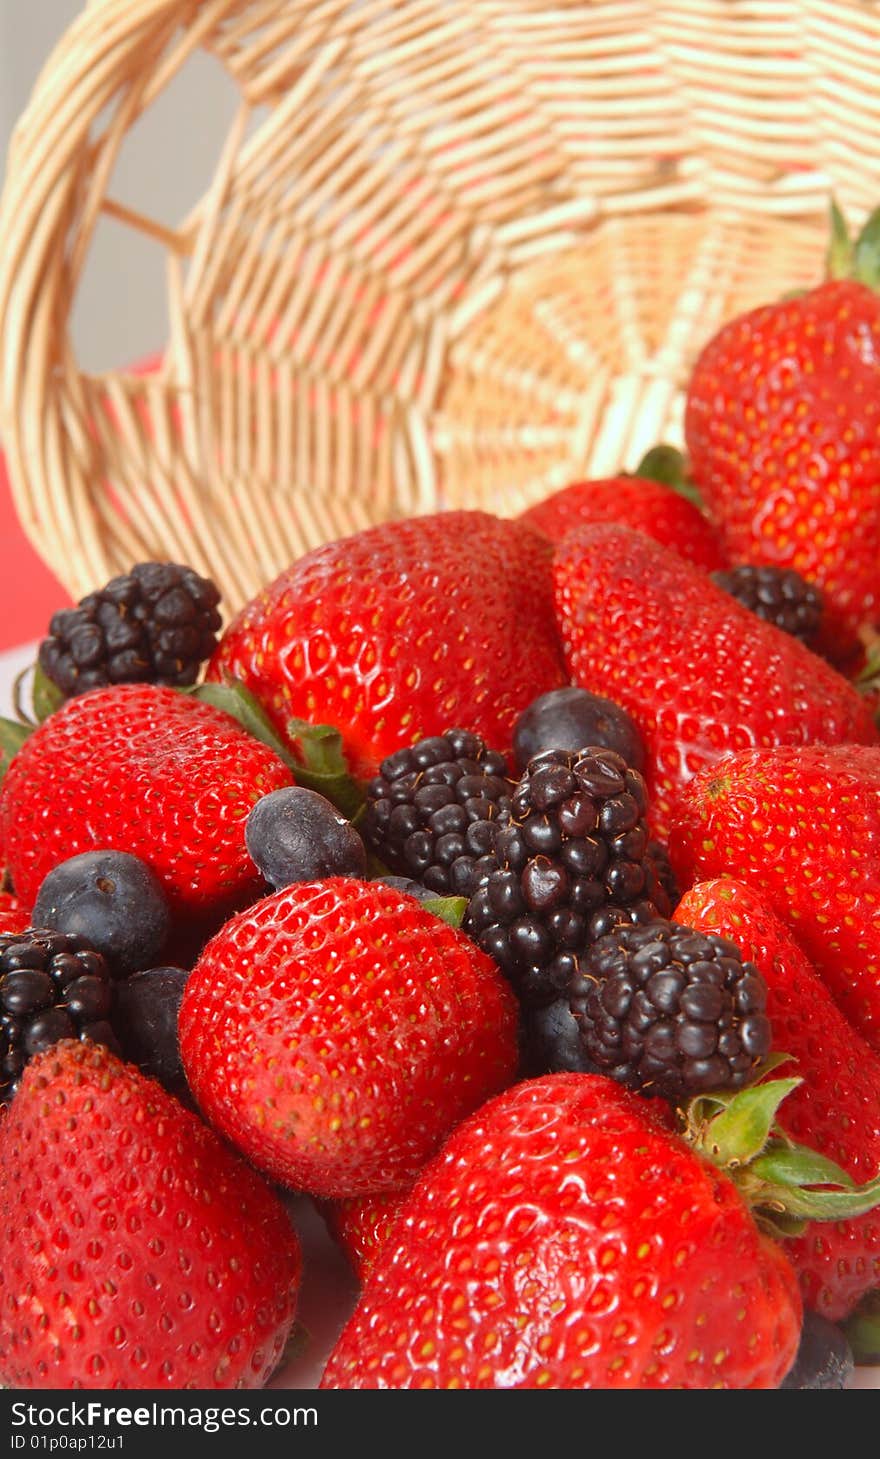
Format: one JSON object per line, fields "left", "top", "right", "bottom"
{"left": 112, "top": 966, "right": 189, "bottom": 1095}
{"left": 379, "top": 875, "right": 437, "bottom": 905}
{"left": 513, "top": 687, "right": 645, "bottom": 774}
{"left": 33, "top": 851, "right": 170, "bottom": 977}
{"left": 245, "top": 787, "right": 367, "bottom": 889}
{"left": 522, "top": 997, "right": 599, "bottom": 1076}
{"left": 781, "top": 1313, "right": 854, "bottom": 1390}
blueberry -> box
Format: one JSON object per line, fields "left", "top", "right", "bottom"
{"left": 112, "top": 966, "right": 189, "bottom": 1095}
{"left": 780, "top": 1312, "right": 854, "bottom": 1389}
{"left": 245, "top": 787, "right": 367, "bottom": 888}
{"left": 521, "top": 998, "right": 600, "bottom": 1076}
{"left": 32, "top": 852, "right": 170, "bottom": 977}
{"left": 513, "top": 687, "right": 646, "bottom": 774}
{"left": 379, "top": 875, "right": 437, "bottom": 905}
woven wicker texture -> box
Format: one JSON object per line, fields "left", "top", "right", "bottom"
{"left": 1, "top": 0, "right": 878, "bottom": 610}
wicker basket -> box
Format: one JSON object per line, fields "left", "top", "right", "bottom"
{"left": 1, "top": 0, "right": 878, "bottom": 615}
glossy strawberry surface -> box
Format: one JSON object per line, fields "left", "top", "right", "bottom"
{"left": 321, "top": 1073, "right": 801, "bottom": 1389}
{"left": 0, "top": 685, "right": 293, "bottom": 915}
{"left": 686, "top": 279, "right": 880, "bottom": 635}
{"left": 320, "top": 1188, "right": 409, "bottom": 1281}
{"left": 520, "top": 475, "right": 726, "bottom": 570}
{"left": 553, "top": 524, "right": 877, "bottom": 837}
{"left": 669, "top": 744, "right": 880, "bottom": 1055}
{"left": 179, "top": 878, "right": 519, "bottom": 1198}
{"left": 676, "top": 876, "right": 880, "bottom": 1320}
{"left": 0, "top": 1042, "right": 301, "bottom": 1390}
{"left": 208, "top": 511, "right": 566, "bottom": 778}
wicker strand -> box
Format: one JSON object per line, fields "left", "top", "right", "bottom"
{"left": 0, "top": 0, "right": 877, "bottom": 612}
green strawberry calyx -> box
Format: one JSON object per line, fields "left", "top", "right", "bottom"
{"left": 190, "top": 682, "right": 365, "bottom": 821}
{"left": 844, "top": 1290, "right": 880, "bottom": 1366}
{"left": 681, "top": 1060, "right": 880, "bottom": 1238}
{"left": 631, "top": 444, "right": 706, "bottom": 511}
{"left": 826, "top": 199, "right": 880, "bottom": 291}
{"left": 0, "top": 662, "right": 64, "bottom": 789}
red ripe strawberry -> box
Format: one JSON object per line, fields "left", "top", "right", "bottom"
{"left": 675, "top": 876, "right": 880, "bottom": 1320}
{"left": 0, "top": 890, "right": 30, "bottom": 936}
{"left": 520, "top": 473, "right": 726, "bottom": 572}
{"left": 0, "top": 684, "right": 293, "bottom": 916}
{"left": 0, "top": 1041, "right": 301, "bottom": 1390}
{"left": 668, "top": 743, "right": 880, "bottom": 1056}
{"left": 208, "top": 511, "right": 566, "bottom": 778}
{"left": 179, "top": 878, "right": 519, "bottom": 1198}
{"left": 553, "top": 523, "right": 877, "bottom": 837}
{"left": 321, "top": 1074, "right": 802, "bottom": 1389}
{"left": 320, "top": 1188, "right": 409, "bottom": 1280}
{"left": 685, "top": 244, "right": 880, "bottom": 637}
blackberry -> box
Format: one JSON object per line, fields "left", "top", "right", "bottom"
{"left": 362, "top": 730, "right": 513, "bottom": 897}
{"left": 38, "top": 561, "right": 222, "bottom": 698}
{"left": 465, "top": 747, "right": 662, "bottom": 1007}
{"left": 711, "top": 564, "right": 823, "bottom": 646}
{"left": 0, "top": 929, "right": 119, "bottom": 1104}
{"left": 568, "top": 919, "right": 772, "bottom": 1101}
{"left": 644, "top": 840, "right": 680, "bottom": 918}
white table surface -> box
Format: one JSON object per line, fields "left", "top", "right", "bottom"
{"left": 0, "top": 643, "right": 876, "bottom": 1391}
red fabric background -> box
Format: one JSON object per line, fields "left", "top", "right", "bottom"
{"left": 0, "top": 448, "right": 71, "bottom": 650}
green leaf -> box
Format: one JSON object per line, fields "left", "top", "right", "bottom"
{"left": 188, "top": 683, "right": 366, "bottom": 822}
{"left": 422, "top": 895, "right": 468, "bottom": 930}
{"left": 633, "top": 444, "right": 705, "bottom": 510}
{"left": 702, "top": 1078, "right": 802, "bottom": 1167}
{"left": 285, "top": 717, "right": 365, "bottom": 821}
{"left": 750, "top": 1144, "right": 858, "bottom": 1193}
{"left": 31, "top": 664, "right": 64, "bottom": 724}
{"left": 826, "top": 197, "right": 854, "bottom": 280}
{"left": 0, "top": 717, "right": 31, "bottom": 787}
{"left": 845, "top": 1291, "right": 880, "bottom": 1365}
{"left": 852, "top": 204, "right": 880, "bottom": 291}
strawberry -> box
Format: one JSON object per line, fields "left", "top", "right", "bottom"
{"left": 0, "top": 890, "right": 30, "bottom": 935}
{"left": 320, "top": 1073, "right": 802, "bottom": 1389}
{"left": 675, "top": 875, "right": 880, "bottom": 1320}
{"left": 320, "top": 1188, "right": 409, "bottom": 1281}
{"left": 0, "top": 684, "right": 293, "bottom": 916}
{"left": 685, "top": 208, "right": 880, "bottom": 637}
{"left": 668, "top": 744, "right": 880, "bottom": 1056}
{"left": 179, "top": 878, "right": 519, "bottom": 1199}
{"left": 208, "top": 511, "right": 566, "bottom": 779}
{"left": 520, "top": 471, "right": 726, "bottom": 572}
{"left": 0, "top": 1041, "right": 301, "bottom": 1390}
{"left": 553, "top": 523, "right": 877, "bottom": 837}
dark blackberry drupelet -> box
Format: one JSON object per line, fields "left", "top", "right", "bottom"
{"left": 38, "top": 561, "right": 222, "bottom": 698}
{"left": 568, "top": 918, "right": 772, "bottom": 1102}
{"left": 0, "top": 929, "right": 119, "bottom": 1104}
{"left": 465, "top": 747, "right": 662, "bottom": 1007}
{"left": 362, "top": 730, "right": 514, "bottom": 897}
{"left": 644, "top": 840, "right": 680, "bottom": 918}
{"left": 711, "top": 564, "right": 823, "bottom": 646}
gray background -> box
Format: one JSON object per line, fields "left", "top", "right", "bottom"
{"left": 0, "top": 1, "right": 235, "bottom": 371}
